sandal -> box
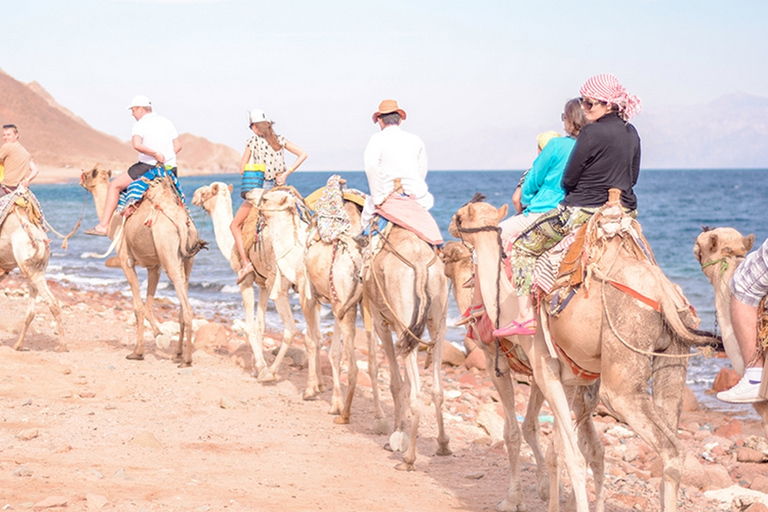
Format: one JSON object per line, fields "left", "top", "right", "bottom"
{"left": 85, "top": 227, "right": 108, "bottom": 237}
{"left": 236, "top": 262, "right": 254, "bottom": 284}
{"left": 455, "top": 303, "right": 485, "bottom": 326}
{"left": 493, "top": 318, "right": 536, "bottom": 338}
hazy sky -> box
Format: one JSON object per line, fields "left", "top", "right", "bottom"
{"left": 4, "top": 0, "right": 768, "bottom": 170}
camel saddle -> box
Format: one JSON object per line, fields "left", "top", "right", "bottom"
{"left": 117, "top": 167, "right": 187, "bottom": 218}
{"left": 0, "top": 188, "right": 46, "bottom": 231}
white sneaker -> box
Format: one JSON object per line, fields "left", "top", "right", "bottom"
{"left": 717, "top": 375, "right": 767, "bottom": 404}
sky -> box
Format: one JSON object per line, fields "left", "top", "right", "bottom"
{"left": 3, "top": 0, "right": 768, "bottom": 170}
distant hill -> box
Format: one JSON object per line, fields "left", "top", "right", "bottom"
{"left": 0, "top": 68, "right": 239, "bottom": 176}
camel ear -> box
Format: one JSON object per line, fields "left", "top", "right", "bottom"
{"left": 107, "top": 169, "right": 112, "bottom": 178}
{"left": 707, "top": 233, "right": 719, "bottom": 253}
{"left": 211, "top": 183, "right": 219, "bottom": 195}
{"left": 448, "top": 215, "right": 460, "bottom": 239}
{"left": 228, "top": 184, "right": 233, "bottom": 194}
{"left": 497, "top": 204, "right": 508, "bottom": 223}
{"left": 744, "top": 234, "right": 755, "bottom": 252}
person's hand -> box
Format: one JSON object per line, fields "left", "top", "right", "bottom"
{"left": 512, "top": 186, "right": 523, "bottom": 214}
{"left": 155, "top": 152, "right": 166, "bottom": 164}
{"left": 20, "top": 178, "right": 29, "bottom": 189}
{"left": 276, "top": 174, "right": 286, "bottom": 186}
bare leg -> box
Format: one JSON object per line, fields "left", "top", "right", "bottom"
{"left": 96, "top": 172, "right": 133, "bottom": 230}
{"left": 731, "top": 297, "right": 763, "bottom": 368}
{"left": 230, "top": 202, "right": 253, "bottom": 266}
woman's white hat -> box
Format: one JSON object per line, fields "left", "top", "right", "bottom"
{"left": 249, "top": 109, "right": 271, "bottom": 125}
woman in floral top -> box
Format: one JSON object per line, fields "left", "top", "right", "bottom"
{"left": 231, "top": 109, "right": 307, "bottom": 283}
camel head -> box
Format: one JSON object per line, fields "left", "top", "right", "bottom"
{"left": 79, "top": 164, "right": 111, "bottom": 192}
{"left": 258, "top": 188, "right": 297, "bottom": 217}
{"left": 449, "top": 196, "right": 508, "bottom": 243}
{"left": 693, "top": 227, "right": 755, "bottom": 277}
{"left": 440, "top": 240, "right": 473, "bottom": 282}
{"left": 192, "top": 182, "right": 233, "bottom": 213}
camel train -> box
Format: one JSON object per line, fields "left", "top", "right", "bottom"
{"left": 7, "top": 166, "right": 768, "bottom": 512}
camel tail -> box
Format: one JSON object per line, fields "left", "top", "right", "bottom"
{"left": 655, "top": 268, "right": 721, "bottom": 347}
{"left": 396, "top": 256, "right": 430, "bottom": 356}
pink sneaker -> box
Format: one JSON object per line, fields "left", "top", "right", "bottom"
{"left": 493, "top": 318, "right": 536, "bottom": 337}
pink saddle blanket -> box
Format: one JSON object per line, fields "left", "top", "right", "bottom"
{"left": 376, "top": 194, "right": 444, "bottom": 246}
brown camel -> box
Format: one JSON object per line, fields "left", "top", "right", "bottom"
{"left": 192, "top": 182, "right": 322, "bottom": 399}
{"left": 693, "top": 227, "right": 768, "bottom": 437}
{"left": 304, "top": 191, "right": 383, "bottom": 424}
{"left": 452, "top": 196, "right": 719, "bottom": 512}
{"left": 363, "top": 221, "right": 451, "bottom": 471}
{"left": 0, "top": 191, "right": 65, "bottom": 351}
{"left": 80, "top": 166, "right": 204, "bottom": 367}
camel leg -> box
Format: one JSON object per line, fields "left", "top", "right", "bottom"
{"left": 122, "top": 262, "right": 147, "bottom": 361}
{"left": 171, "top": 258, "right": 195, "bottom": 367}
{"left": 427, "top": 316, "right": 451, "bottom": 457}
{"left": 13, "top": 283, "right": 36, "bottom": 352}
{"left": 754, "top": 402, "right": 768, "bottom": 439}
{"left": 574, "top": 382, "right": 604, "bottom": 512}
{"left": 481, "top": 349, "right": 529, "bottom": 511}
{"left": 522, "top": 379, "right": 549, "bottom": 502}
{"left": 363, "top": 296, "right": 385, "bottom": 424}
{"left": 527, "top": 335, "right": 590, "bottom": 512}
{"left": 300, "top": 291, "right": 322, "bottom": 400}
{"left": 267, "top": 284, "right": 299, "bottom": 379}
{"left": 329, "top": 317, "right": 345, "bottom": 416}
{"left": 249, "top": 286, "right": 271, "bottom": 380}
{"left": 335, "top": 309, "right": 362, "bottom": 421}
{"left": 143, "top": 266, "right": 163, "bottom": 338}
{"left": 602, "top": 348, "right": 684, "bottom": 512}
{"left": 396, "top": 348, "right": 420, "bottom": 472}
{"left": 546, "top": 429, "right": 562, "bottom": 512}
{"left": 239, "top": 280, "right": 258, "bottom": 353}
{"left": 379, "top": 324, "right": 406, "bottom": 433}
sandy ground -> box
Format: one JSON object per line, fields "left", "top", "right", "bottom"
{"left": 1, "top": 274, "right": 767, "bottom": 512}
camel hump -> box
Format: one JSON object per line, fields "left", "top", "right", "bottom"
{"left": 607, "top": 188, "right": 622, "bottom": 204}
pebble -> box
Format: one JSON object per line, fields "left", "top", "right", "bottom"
{"left": 464, "top": 471, "right": 485, "bottom": 480}
{"left": 11, "top": 465, "right": 32, "bottom": 477}
{"left": 130, "top": 431, "right": 162, "bottom": 449}
{"left": 85, "top": 493, "right": 108, "bottom": 510}
{"left": 17, "top": 428, "right": 39, "bottom": 441}
{"left": 33, "top": 496, "right": 68, "bottom": 509}
{"left": 737, "top": 447, "right": 768, "bottom": 463}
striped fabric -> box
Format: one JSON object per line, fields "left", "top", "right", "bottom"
{"left": 580, "top": 73, "right": 642, "bottom": 121}
{"left": 117, "top": 167, "right": 186, "bottom": 214}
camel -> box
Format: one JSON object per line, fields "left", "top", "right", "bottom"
{"left": 191, "top": 182, "right": 322, "bottom": 400}
{"left": 304, "top": 181, "right": 383, "bottom": 424}
{"left": 693, "top": 227, "right": 768, "bottom": 437}
{"left": 451, "top": 194, "right": 720, "bottom": 512}
{"left": 0, "top": 190, "right": 65, "bottom": 352}
{"left": 362, "top": 219, "right": 452, "bottom": 471}
{"left": 80, "top": 166, "right": 204, "bottom": 366}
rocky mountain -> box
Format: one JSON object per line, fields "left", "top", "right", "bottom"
{"left": 0, "top": 69, "right": 239, "bottom": 175}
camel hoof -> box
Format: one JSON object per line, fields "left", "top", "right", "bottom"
{"left": 171, "top": 355, "right": 183, "bottom": 364}
{"left": 537, "top": 477, "right": 550, "bottom": 501}
{"left": 177, "top": 362, "right": 192, "bottom": 368}
{"left": 126, "top": 353, "right": 144, "bottom": 361}
{"left": 496, "top": 498, "right": 527, "bottom": 512}
{"left": 256, "top": 368, "right": 276, "bottom": 382}
{"left": 435, "top": 445, "right": 453, "bottom": 456}
{"left": 394, "top": 462, "right": 415, "bottom": 472}
{"left": 13, "top": 346, "right": 29, "bottom": 352}
{"left": 328, "top": 405, "right": 342, "bottom": 416}
{"left": 302, "top": 390, "right": 319, "bottom": 401}
{"left": 333, "top": 416, "right": 350, "bottom": 425}
{"left": 372, "top": 418, "right": 390, "bottom": 435}
{"left": 388, "top": 431, "right": 409, "bottom": 453}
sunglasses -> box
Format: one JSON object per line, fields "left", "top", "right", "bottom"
{"left": 580, "top": 98, "right": 606, "bottom": 110}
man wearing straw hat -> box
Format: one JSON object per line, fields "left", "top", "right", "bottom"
{"left": 359, "top": 99, "right": 433, "bottom": 230}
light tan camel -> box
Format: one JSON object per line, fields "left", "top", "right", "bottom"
{"left": 452, "top": 196, "right": 719, "bottom": 512}
{"left": 304, "top": 196, "right": 384, "bottom": 424}
{"left": 80, "top": 166, "right": 204, "bottom": 366}
{"left": 693, "top": 227, "right": 768, "bottom": 437}
{"left": 191, "top": 182, "right": 322, "bottom": 400}
{"left": 0, "top": 192, "right": 65, "bottom": 351}
{"left": 363, "top": 221, "right": 451, "bottom": 471}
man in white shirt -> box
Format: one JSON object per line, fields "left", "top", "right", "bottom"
{"left": 360, "top": 99, "right": 433, "bottom": 228}
{"left": 86, "top": 95, "right": 182, "bottom": 236}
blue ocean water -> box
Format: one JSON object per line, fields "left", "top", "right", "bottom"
{"left": 31, "top": 169, "right": 768, "bottom": 414}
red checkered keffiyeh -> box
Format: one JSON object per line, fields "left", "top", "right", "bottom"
{"left": 580, "top": 74, "right": 642, "bottom": 121}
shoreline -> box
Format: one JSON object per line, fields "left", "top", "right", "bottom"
{"left": 34, "top": 165, "right": 240, "bottom": 185}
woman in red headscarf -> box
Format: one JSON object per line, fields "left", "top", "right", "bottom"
{"left": 495, "top": 74, "right": 642, "bottom": 337}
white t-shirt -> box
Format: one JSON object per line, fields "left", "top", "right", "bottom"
{"left": 132, "top": 112, "right": 180, "bottom": 168}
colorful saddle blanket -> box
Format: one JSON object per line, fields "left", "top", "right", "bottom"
{"left": 0, "top": 188, "right": 46, "bottom": 230}
{"left": 308, "top": 174, "right": 367, "bottom": 243}
{"left": 116, "top": 167, "right": 186, "bottom": 215}
{"left": 375, "top": 193, "right": 443, "bottom": 246}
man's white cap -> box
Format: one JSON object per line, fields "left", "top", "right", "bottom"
{"left": 249, "top": 109, "right": 271, "bottom": 125}
{"left": 127, "top": 95, "right": 152, "bottom": 109}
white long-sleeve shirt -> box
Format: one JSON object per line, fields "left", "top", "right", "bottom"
{"left": 361, "top": 125, "right": 433, "bottom": 226}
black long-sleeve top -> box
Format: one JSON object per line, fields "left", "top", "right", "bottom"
{"left": 561, "top": 112, "right": 641, "bottom": 210}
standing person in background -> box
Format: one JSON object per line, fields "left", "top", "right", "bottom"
{"left": 359, "top": 99, "right": 432, "bottom": 230}
{"left": 0, "top": 124, "right": 39, "bottom": 197}
{"left": 230, "top": 109, "right": 307, "bottom": 283}
{"left": 495, "top": 74, "right": 642, "bottom": 338}
{"left": 86, "top": 95, "right": 182, "bottom": 236}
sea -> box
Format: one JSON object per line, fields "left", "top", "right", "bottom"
{"left": 31, "top": 169, "right": 768, "bottom": 418}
